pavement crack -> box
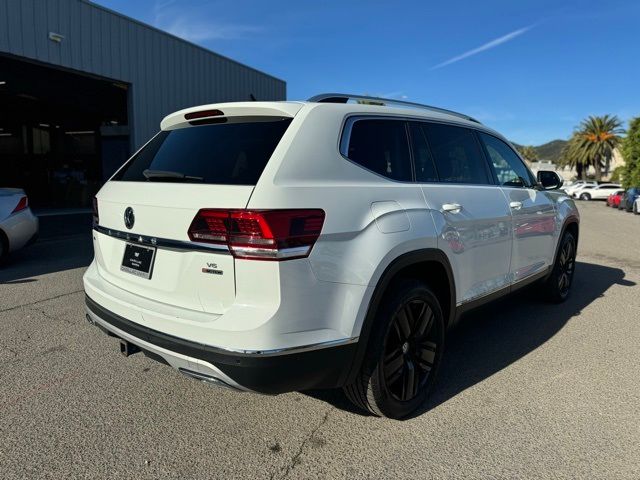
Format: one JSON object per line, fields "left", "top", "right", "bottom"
{"left": 273, "top": 408, "right": 332, "bottom": 480}
{"left": 0, "top": 289, "right": 84, "bottom": 314}
{"left": 30, "top": 305, "right": 74, "bottom": 325}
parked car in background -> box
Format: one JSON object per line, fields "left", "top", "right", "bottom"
{"left": 577, "top": 183, "right": 621, "bottom": 201}
{"left": 0, "top": 188, "right": 39, "bottom": 263}
{"left": 559, "top": 180, "right": 577, "bottom": 192}
{"left": 619, "top": 187, "right": 640, "bottom": 212}
{"left": 606, "top": 189, "right": 625, "bottom": 207}
{"left": 572, "top": 184, "right": 596, "bottom": 199}
{"left": 83, "top": 93, "right": 580, "bottom": 419}
{"left": 564, "top": 180, "right": 597, "bottom": 197}
{"left": 634, "top": 197, "right": 640, "bottom": 215}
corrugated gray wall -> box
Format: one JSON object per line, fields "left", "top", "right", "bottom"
{"left": 0, "top": 0, "right": 286, "bottom": 149}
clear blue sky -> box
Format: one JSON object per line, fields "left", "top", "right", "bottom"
{"left": 95, "top": 0, "right": 640, "bottom": 145}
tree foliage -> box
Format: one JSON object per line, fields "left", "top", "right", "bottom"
{"left": 559, "top": 134, "right": 586, "bottom": 179}
{"left": 609, "top": 166, "right": 624, "bottom": 183}
{"left": 517, "top": 145, "right": 538, "bottom": 162}
{"left": 621, "top": 117, "right": 640, "bottom": 188}
{"left": 559, "top": 115, "right": 624, "bottom": 180}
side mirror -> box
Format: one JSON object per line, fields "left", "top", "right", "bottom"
{"left": 537, "top": 170, "right": 563, "bottom": 190}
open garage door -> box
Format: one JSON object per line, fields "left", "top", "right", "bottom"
{"left": 0, "top": 55, "right": 129, "bottom": 209}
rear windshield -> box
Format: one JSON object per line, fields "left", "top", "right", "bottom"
{"left": 112, "top": 117, "right": 292, "bottom": 185}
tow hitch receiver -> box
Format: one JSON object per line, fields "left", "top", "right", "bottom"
{"left": 120, "top": 339, "right": 141, "bottom": 357}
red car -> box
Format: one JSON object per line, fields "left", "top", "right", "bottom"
{"left": 606, "top": 189, "right": 625, "bottom": 207}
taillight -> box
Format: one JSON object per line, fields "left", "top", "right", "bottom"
{"left": 92, "top": 197, "right": 99, "bottom": 225}
{"left": 11, "top": 196, "right": 28, "bottom": 213}
{"left": 188, "top": 209, "right": 325, "bottom": 260}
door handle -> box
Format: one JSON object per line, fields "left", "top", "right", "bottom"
{"left": 442, "top": 203, "right": 462, "bottom": 213}
{"left": 509, "top": 201, "right": 523, "bottom": 210}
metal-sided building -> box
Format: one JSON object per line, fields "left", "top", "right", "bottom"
{"left": 0, "top": 0, "right": 286, "bottom": 209}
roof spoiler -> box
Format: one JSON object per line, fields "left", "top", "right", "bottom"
{"left": 160, "top": 102, "right": 302, "bottom": 130}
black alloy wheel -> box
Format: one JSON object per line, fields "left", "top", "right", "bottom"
{"left": 383, "top": 300, "right": 438, "bottom": 402}
{"left": 544, "top": 231, "right": 577, "bottom": 303}
{"left": 557, "top": 237, "right": 575, "bottom": 297}
{"left": 343, "top": 280, "right": 445, "bottom": 419}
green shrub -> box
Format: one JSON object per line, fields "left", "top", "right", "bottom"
{"left": 610, "top": 166, "right": 624, "bottom": 183}
{"left": 622, "top": 117, "right": 640, "bottom": 188}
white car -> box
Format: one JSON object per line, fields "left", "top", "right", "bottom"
{"left": 572, "top": 184, "right": 600, "bottom": 198}
{"left": 576, "top": 183, "right": 622, "bottom": 201}
{"left": 0, "top": 188, "right": 39, "bottom": 263}
{"left": 634, "top": 197, "right": 640, "bottom": 214}
{"left": 564, "top": 180, "right": 597, "bottom": 197}
{"left": 84, "top": 94, "right": 580, "bottom": 418}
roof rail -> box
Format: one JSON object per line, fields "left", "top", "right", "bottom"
{"left": 307, "top": 93, "right": 481, "bottom": 124}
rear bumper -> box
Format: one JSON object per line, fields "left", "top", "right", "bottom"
{"left": 1, "top": 208, "right": 39, "bottom": 252}
{"left": 85, "top": 295, "right": 358, "bottom": 394}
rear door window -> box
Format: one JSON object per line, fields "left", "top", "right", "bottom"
{"left": 112, "top": 117, "right": 292, "bottom": 185}
{"left": 345, "top": 119, "right": 412, "bottom": 181}
{"left": 423, "top": 123, "right": 491, "bottom": 184}
{"left": 408, "top": 122, "right": 439, "bottom": 182}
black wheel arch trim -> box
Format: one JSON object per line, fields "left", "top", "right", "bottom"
{"left": 344, "top": 248, "right": 456, "bottom": 386}
{"left": 551, "top": 216, "right": 579, "bottom": 270}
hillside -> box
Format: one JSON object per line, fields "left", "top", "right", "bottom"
{"left": 511, "top": 139, "right": 568, "bottom": 162}
{"left": 534, "top": 140, "right": 568, "bottom": 162}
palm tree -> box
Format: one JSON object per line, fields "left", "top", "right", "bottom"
{"left": 560, "top": 134, "right": 587, "bottom": 180}
{"left": 518, "top": 145, "right": 538, "bottom": 163}
{"left": 571, "top": 115, "right": 624, "bottom": 180}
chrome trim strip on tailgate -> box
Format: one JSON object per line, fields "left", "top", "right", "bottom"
{"left": 236, "top": 336, "right": 360, "bottom": 356}
{"left": 93, "top": 225, "right": 230, "bottom": 254}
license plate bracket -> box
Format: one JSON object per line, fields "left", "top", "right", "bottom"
{"left": 120, "top": 243, "right": 157, "bottom": 279}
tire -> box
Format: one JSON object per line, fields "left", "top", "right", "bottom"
{"left": 543, "top": 231, "right": 576, "bottom": 303}
{"left": 343, "top": 280, "right": 445, "bottom": 419}
{"left": 0, "top": 231, "right": 8, "bottom": 266}
{"left": 579, "top": 193, "right": 590, "bottom": 201}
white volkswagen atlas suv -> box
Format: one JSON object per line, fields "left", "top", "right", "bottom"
{"left": 84, "top": 93, "right": 579, "bottom": 418}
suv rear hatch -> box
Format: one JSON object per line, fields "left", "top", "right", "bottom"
{"left": 93, "top": 103, "right": 300, "bottom": 315}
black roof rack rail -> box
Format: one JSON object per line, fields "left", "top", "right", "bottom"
{"left": 307, "top": 93, "right": 481, "bottom": 124}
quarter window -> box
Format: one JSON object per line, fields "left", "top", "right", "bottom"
{"left": 478, "top": 133, "right": 534, "bottom": 188}
{"left": 422, "top": 123, "right": 490, "bottom": 184}
{"left": 346, "top": 119, "right": 412, "bottom": 181}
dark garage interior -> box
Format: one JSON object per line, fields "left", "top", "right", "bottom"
{"left": 0, "top": 54, "right": 130, "bottom": 209}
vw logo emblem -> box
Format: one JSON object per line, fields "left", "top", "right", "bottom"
{"left": 124, "top": 207, "right": 135, "bottom": 230}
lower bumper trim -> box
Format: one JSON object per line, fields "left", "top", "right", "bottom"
{"left": 85, "top": 294, "right": 358, "bottom": 394}
{"left": 178, "top": 368, "right": 238, "bottom": 390}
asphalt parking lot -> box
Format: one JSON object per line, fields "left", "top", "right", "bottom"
{"left": 1, "top": 202, "right": 639, "bottom": 479}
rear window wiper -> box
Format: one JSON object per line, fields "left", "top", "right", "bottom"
{"left": 142, "top": 169, "right": 204, "bottom": 182}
